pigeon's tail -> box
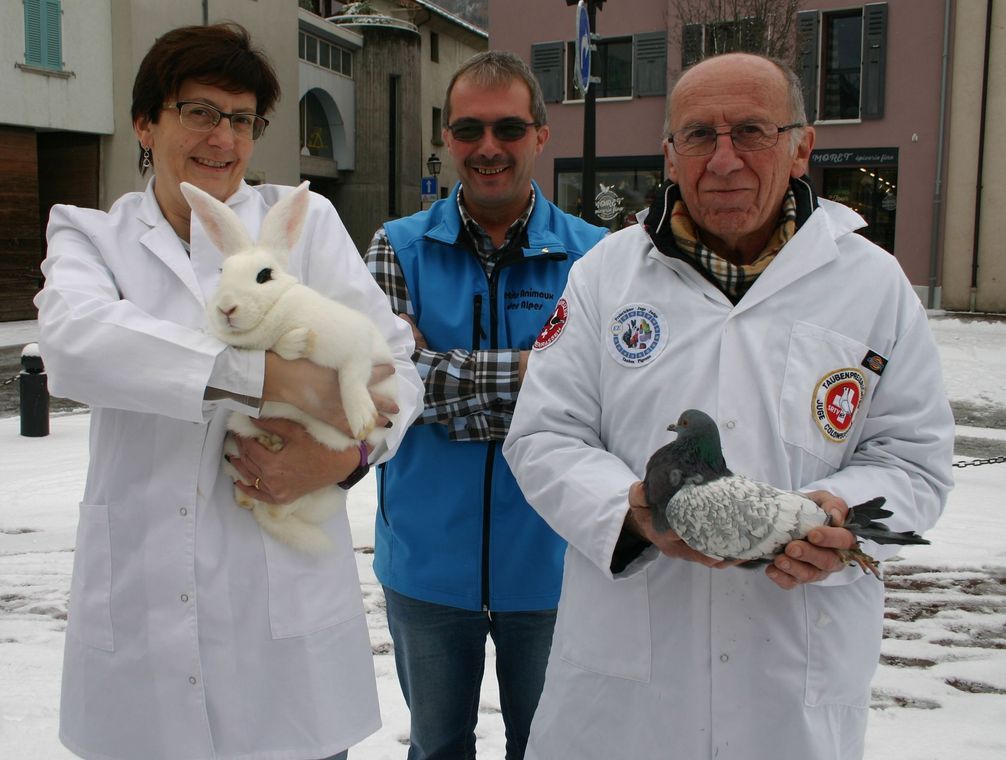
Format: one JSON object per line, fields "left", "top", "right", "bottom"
{"left": 843, "top": 497, "right": 931, "bottom": 546}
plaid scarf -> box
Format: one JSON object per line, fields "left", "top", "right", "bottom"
{"left": 669, "top": 190, "right": 797, "bottom": 301}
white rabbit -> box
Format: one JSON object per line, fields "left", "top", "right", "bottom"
{"left": 180, "top": 180, "right": 397, "bottom": 554}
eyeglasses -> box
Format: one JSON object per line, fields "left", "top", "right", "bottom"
{"left": 669, "top": 121, "right": 804, "bottom": 156}
{"left": 446, "top": 118, "right": 540, "bottom": 143}
{"left": 163, "top": 101, "right": 270, "bottom": 141}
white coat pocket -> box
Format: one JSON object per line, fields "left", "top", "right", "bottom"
{"left": 804, "top": 580, "right": 884, "bottom": 707}
{"left": 261, "top": 510, "right": 366, "bottom": 639}
{"left": 779, "top": 321, "right": 875, "bottom": 470}
{"left": 67, "top": 503, "right": 115, "bottom": 652}
{"left": 556, "top": 552, "right": 652, "bottom": 682}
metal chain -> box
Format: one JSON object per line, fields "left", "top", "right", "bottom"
{"left": 953, "top": 456, "right": 1006, "bottom": 468}
{"left": 1, "top": 373, "right": 19, "bottom": 386}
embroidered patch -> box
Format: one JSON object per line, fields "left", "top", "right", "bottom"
{"left": 813, "top": 368, "right": 868, "bottom": 442}
{"left": 533, "top": 298, "right": 568, "bottom": 350}
{"left": 606, "top": 303, "right": 666, "bottom": 367}
{"left": 861, "top": 350, "right": 888, "bottom": 376}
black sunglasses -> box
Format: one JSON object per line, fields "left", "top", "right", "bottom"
{"left": 447, "top": 118, "right": 540, "bottom": 143}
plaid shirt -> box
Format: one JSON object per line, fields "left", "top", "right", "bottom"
{"left": 364, "top": 189, "right": 536, "bottom": 441}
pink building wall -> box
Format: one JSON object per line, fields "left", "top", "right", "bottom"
{"left": 489, "top": 0, "right": 952, "bottom": 292}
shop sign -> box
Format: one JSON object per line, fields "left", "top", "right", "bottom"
{"left": 811, "top": 147, "right": 899, "bottom": 167}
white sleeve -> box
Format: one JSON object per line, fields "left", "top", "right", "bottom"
{"left": 503, "top": 255, "right": 647, "bottom": 580}
{"left": 296, "top": 198, "right": 424, "bottom": 464}
{"left": 35, "top": 205, "right": 243, "bottom": 423}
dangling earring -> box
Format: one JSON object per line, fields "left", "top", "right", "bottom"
{"left": 142, "top": 146, "right": 152, "bottom": 169}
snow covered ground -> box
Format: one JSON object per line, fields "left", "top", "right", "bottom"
{"left": 1, "top": 316, "right": 1005, "bottom": 759}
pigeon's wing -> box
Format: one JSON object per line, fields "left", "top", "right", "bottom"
{"left": 667, "top": 477, "right": 825, "bottom": 561}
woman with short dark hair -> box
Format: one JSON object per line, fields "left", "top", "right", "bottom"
{"left": 36, "top": 23, "right": 422, "bottom": 760}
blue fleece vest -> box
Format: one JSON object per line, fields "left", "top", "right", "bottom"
{"left": 375, "top": 182, "right": 606, "bottom": 611}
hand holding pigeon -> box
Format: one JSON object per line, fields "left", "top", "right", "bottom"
{"left": 642, "top": 409, "right": 929, "bottom": 577}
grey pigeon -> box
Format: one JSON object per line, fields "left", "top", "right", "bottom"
{"left": 643, "top": 409, "right": 929, "bottom": 576}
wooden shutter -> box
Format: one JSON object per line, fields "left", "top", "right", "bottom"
{"left": 531, "top": 42, "right": 564, "bottom": 103}
{"left": 43, "top": 0, "right": 62, "bottom": 70}
{"left": 634, "top": 31, "right": 666, "bottom": 97}
{"left": 681, "top": 23, "right": 703, "bottom": 68}
{"left": 796, "top": 10, "right": 820, "bottom": 123}
{"left": 24, "top": 0, "right": 43, "bottom": 66}
{"left": 861, "top": 3, "right": 888, "bottom": 119}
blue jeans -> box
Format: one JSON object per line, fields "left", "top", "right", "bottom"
{"left": 383, "top": 587, "right": 557, "bottom": 760}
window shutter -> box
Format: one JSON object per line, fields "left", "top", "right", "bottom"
{"left": 681, "top": 23, "right": 703, "bottom": 68}
{"left": 796, "top": 10, "right": 820, "bottom": 123}
{"left": 633, "top": 31, "right": 666, "bottom": 97}
{"left": 24, "top": 0, "right": 43, "bottom": 66}
{"left": 531, "top": 42, "right": 564, "bottom": 103}
{"left": 861, "top": 3, "right": 888, "bottom": 119}
{"left": 43, "top": 0, "right": 61, "bottom": 70}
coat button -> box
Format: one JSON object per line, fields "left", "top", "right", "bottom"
{"left": 542, "top": 247, "right": 550, "bottom": 253}
{"left": 180, "top": 594, "right": 189, "bottom": 603}
{"left": 179, "top": 507, "right": 188, "bottom": 516}
{"left": 725, "top": 420, "right": 736, "bottom": 430}
{"left": 720, "top": 653, "right": 729, "bottom": 662}
{"left": 189, "top": 676, "right": 197, "bottom": 685}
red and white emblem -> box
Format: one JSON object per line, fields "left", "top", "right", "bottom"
{"left": 813, "top": 368, "right": 868, "bottom": 442}
{"left": 533, "top": 298, "right": 569, "bottom": 350}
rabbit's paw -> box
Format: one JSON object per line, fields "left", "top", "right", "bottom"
{"left": 234, "top": 484, "right": 256, "bottom": 510}
{"left": 256, "top": 432, "right": 285, "bottom": 453}
{"left": 345, "top": 395, "right": 379, "bottom": 440}
{"left": 272, "top": 327, "right": 315, "bottom": 360}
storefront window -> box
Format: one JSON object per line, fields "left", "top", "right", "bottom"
{"left": 821, "top": 166, "right": 897, "bottom": 252}
{"left": 555, "top": 157, "right": 663, "bottom": 232}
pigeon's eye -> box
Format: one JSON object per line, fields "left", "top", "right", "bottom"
{"left": 256, "top": 267, "right": 273, "bottom": 284}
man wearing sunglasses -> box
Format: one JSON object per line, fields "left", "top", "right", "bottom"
{"left": 364, "top": 51, "right": 606, "bottom": 760}
{"left": 503, "top": 53, "right": 953, "bottom": 759}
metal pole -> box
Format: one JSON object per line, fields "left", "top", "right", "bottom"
{"left": 581, "top": 0, "right": 599, "bottom": 225}
{"left": 926, "top": 0, "right": 952, "bottom": 310}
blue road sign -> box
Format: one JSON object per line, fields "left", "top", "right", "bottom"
{"left": 421, "top": 176, "right": 438, "bottom": 196}
{"left": 574, "top": 1, "right": 591, "bottom": 95}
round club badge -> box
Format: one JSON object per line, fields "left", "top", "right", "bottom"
{"left": 606, "top": 303, "right": 665, "bottom": 367}
{"left": 533, "top": 298, "right": 568, "bottom": 351}
{"left": 813, "top": 368, "right": 868, "bottom": 442}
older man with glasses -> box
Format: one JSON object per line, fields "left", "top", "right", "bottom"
{"left": 503, "top": 52, "right": 954, "bottom": 760}
{"left": 363, "top": 50, "right": 606, "bottom": 760}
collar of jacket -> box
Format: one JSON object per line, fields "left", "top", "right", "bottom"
{"left": 423, "top": 179, "right": 573, "bottom": 260}
{"left": 642, "top": 176, "right": 820, "bottom": 298}
{"left": 136, "top": 177, "right": 256, "bottom": 229}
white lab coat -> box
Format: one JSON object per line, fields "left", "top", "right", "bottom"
{"left": 36, "top": 180, "right": 423, "bottom": 760}
{"left": 503, "top": 198, "right": 954, "bottom": 760}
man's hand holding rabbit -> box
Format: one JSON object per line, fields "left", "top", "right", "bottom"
{"left": 263, "top": 353, "right": 399, "bottom": 437}
{"left": 231, "top": 418, "right": 371, "bottom": 505}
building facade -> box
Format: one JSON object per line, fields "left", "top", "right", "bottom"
{"left": 490, "top": 0, "right": 996, "bottom": 309}
{"left": 0, "top": 0, "right": 486, "bottom": 321}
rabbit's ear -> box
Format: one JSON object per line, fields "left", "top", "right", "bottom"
{"left": 258, "top": 181, "right": 311, "bottom": 264}
{"left": 180, "top": 181, "right": 253, "bottom": 257}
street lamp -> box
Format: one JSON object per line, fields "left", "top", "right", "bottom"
{"left": 426, "top": 153, "right": 442, "bottom": 177}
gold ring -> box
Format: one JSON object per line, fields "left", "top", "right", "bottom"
{"left": 254, "top": 477, "right": 261, "bottom": 490}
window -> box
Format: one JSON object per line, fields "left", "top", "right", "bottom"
{"left": 797, "top": 4, "right": 888, "bottom": 122}
{"left": 298, "top": 30, "right": 353, "bottom": 78}
{"left": 430, "top": 31, "right": 439, "bottom": 63}
{"left": 24, "top": 0, "right": 62, "bottom": 71}
{"left": 300, "top": 92, "right": 333, "bottom": 159}
{"left": 299, "top": 0, "right": 338, "bottom": 16}
{"left": 532, "top": 33, "right": 665, "bottom": 103}
{"left": 821, "top": 11, "right": 862, "bottom": 120}
{"left": 554, "top": 156, "right": 664, "bottom": 232}
{"left": 681, "top": 18, "right": 765, "bottom": 67}
{"left": 565, "top": 37, "right": 632, "bottom": 99}
{"left": 431, "top": 107, "right": 443, "bottom": 145}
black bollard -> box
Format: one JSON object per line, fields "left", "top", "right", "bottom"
{"left": 19, "top": 343, "right": 49, "bottom": 437}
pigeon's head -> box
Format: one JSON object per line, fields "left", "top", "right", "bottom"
{"left": 667, "top": 409, "right": 718, "bottom": 439}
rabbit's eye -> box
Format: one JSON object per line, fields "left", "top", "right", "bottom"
{"left": 256, "top": 268, "right": 273, "bottom": 284}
